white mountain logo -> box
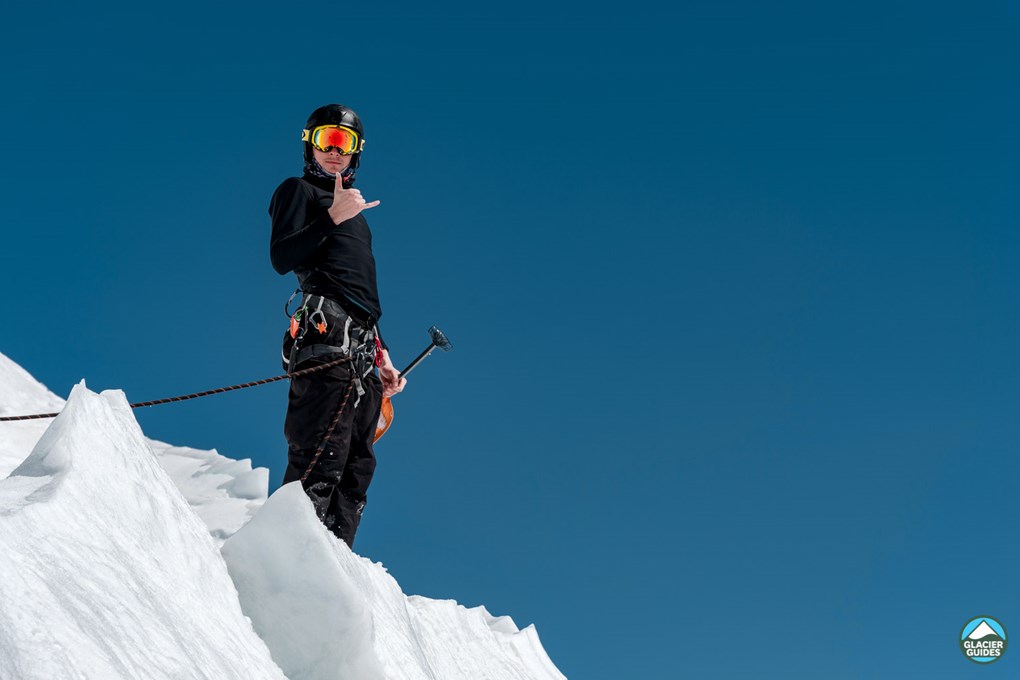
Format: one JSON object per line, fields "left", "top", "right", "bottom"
{"left": 968, "top": 621, "right": 1003, "bottom": 640}
{"left": 961, "top": 617, "right": 1008, "bottom": 665}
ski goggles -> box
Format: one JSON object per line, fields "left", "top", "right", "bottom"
{"left": 301, "top": 125, "right": 364, "bottom": 155}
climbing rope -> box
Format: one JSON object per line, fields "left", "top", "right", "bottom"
{"left": 301, "top": 376, "right": 357, "bottom": 482}
{"left": 0, "top": 357, "right": 352, "bottom": 422}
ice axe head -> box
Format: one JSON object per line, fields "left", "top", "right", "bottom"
{"left": 429, "top": 326, "right": 452, "bottom": 351}
{"left": 399, "top": 325, "right": 453, "bottom": 379}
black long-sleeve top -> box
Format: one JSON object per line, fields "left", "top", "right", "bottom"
{"left": 270, "top": 173, "right": 387, "bottom": 347}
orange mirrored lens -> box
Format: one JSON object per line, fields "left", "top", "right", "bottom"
{"left": 311, "top": 126, "right": 358, "bottom": 154}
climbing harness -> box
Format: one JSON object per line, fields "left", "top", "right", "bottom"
{"left": 283, "top": 291, "right": 380, "bottom": 409}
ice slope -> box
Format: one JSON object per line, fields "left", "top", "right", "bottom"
{"left": 0, "top": 382, "right": 286, "bottom": 679}
{"left": 222, "top": 482, "right": 566, "bottom": 680}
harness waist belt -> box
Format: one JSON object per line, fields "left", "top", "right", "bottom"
{"left": 302, "top": 292, "right": 375, "bottom": 327}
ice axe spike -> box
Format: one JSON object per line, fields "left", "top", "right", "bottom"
{"left": 399, "top": 326, "right": 452, "bottom": 380}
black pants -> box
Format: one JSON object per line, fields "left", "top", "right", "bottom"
{"left": 281, "top": 317, "right": 382, "bottom": 548}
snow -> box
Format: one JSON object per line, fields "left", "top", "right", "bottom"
{"left": 0, "top": 352, "right": 565, "bottom": 679}
{"left": 221, "top": 483, "right": 386, "bottom": 680}
{"left": 0, "top": 354, "right": 65, "bottom": 475}
{"left": 0, "top": 354, "right": 271, "bottom": 546}
{"left": 148, "top": 440, "right": 267, "bottom": 544}
{"left": 223, "top": 482, "right": 565, "bottom": 680}
{"left": 0, "top": 382, "right": 286, "bottom": 680}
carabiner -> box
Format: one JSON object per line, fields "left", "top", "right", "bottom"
{"left": 310, "top": 309, "right": 328, "bottom": 335}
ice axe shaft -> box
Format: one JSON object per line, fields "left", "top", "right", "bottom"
{"left": 399, "top": 347, "right": 435, "bottom": 379}
{"left": 398, "top": 325, "right": 452, "bottom": 379}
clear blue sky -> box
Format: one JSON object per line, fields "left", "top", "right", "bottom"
{"left": 2, "top": 1, "right": 1019, "bottom": 677}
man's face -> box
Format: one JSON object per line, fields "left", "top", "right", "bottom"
{"left": 312, "top": 147, "right": 353, "bottom": 175}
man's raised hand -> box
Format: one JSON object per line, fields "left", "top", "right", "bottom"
{"left": 328, "top": 172, "right": 380, "bottom": 224}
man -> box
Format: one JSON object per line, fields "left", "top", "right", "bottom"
{"left": 269, "top": 103, "right": 405, "bottom": 547}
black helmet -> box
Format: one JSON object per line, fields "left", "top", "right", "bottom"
{"left": 303, "top": 104, "right": 365, "bottom": 186}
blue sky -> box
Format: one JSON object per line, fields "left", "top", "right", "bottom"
{"left": 2, "top": 1, "right": 1020, "bottom": 677}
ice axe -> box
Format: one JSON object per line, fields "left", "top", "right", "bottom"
{"left": 374, "top": 326, "right": 452, "bottom": 442}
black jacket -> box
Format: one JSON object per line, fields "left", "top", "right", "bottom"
{"left": 270, "top": 173, "right": 387, "bottom": 346}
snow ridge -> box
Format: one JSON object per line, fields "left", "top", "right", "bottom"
{"left": 0, "top": 382, "right": 285, "bottom": 680}
{"left": 222, "top": 483, "right": 567, "bottom": 680}
{"left": 0, "top": 352, "right": 565, "bottom": 680}
{"left": 0, "top": 353, "right": 66, "bottom": 475}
